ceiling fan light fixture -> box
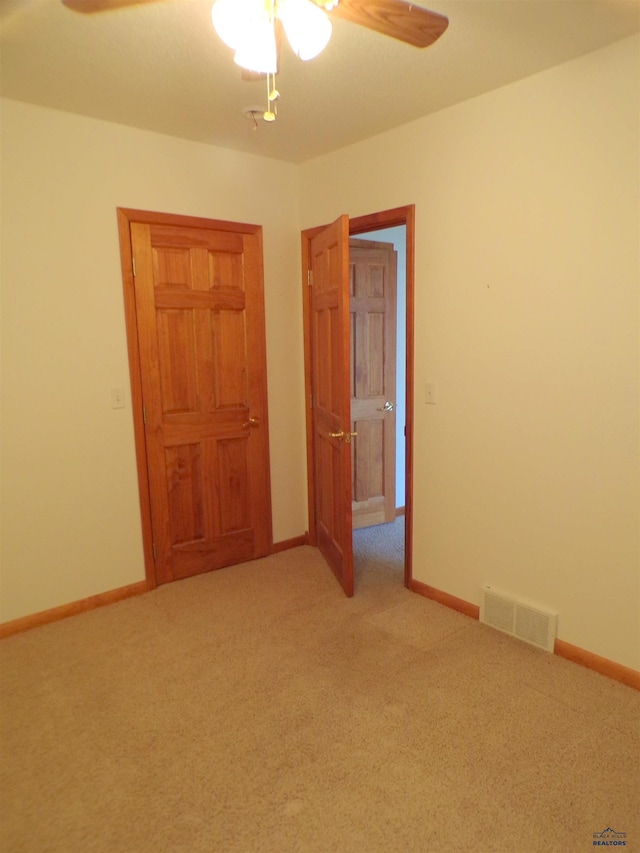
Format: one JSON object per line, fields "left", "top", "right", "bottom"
{"left": 279, "top": 0, "right": 332, "bottom": 60}
{"left": 233, "top": 10, "right": 278, "bottom": 74}
{"left": 234, "top": 42, "right": 278, "bottom": 75}
{"left": 211, "top": 0, "right": 264, "bottom": 51}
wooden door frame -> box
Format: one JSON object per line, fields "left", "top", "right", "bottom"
{"left": 117, "top": 207, "right": 267, "bottom": 590}
{"left": 302, "top": 205, "right": 415, "bottom": 588}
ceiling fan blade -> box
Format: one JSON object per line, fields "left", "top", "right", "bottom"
{"left": 62, "top": 0, "right": 164, "bottom": 13}
{"left": 325, "top": 0, "right": 448, "bottom": 48}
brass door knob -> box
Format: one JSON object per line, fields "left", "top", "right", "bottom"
{"left": 329, "top": 430, "right": 358, "bottom": 443}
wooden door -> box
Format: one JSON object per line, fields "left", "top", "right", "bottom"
{"left": 309, "top": 215, "right": 354, "bottom": 596}
{"left": 349, "top": 239, "right": 397, "bottom": 529}
{"left": 129, "top": 215, "right": 272, "bottom": 585}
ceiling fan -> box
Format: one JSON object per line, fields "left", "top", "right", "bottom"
{"left": 62, "top": 0, "right": 449, "bottom": 122}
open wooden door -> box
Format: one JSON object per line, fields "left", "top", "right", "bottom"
{"left": 349, "top": 239, "right": 397, "bottom": 529}
{"left": 308, "top": 215, "right": 354, "bottom": 596}
{"left": 305, "top": 205, "right": 415, "bottom": 592}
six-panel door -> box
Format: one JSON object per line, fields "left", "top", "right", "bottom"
{"left": 131, "top": 219, "right": 272, "bottom": 584}
{"left": 349, "top": 239, "right": 397, "bottom": 529}
{"left": 310, "top": 215, "right": 354, "bottom": 596}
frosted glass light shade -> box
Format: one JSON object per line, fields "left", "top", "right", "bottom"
{"left": 233, "top": 14, "right": 278, "bottom": 74}
{"left": 211, "top": 0, "right": 264, "bottom": 50}
{"left": 279, "top": 0, "right": 332, "bottom": 60}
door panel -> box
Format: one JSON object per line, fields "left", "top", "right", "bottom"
{"left": 130, "top": 217, "right": 272, "bottom": 585}
{"left": 310, "top": 215, "right": 354, "bottom": 596}
{"left": 349, "top": 240, "right": 397, "bottom": 529}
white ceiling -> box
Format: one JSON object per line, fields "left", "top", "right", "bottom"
{"left": 1, "top": 0, "right": 639, "bottom": 163}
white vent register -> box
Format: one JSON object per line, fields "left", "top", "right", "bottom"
{"left": 480, "top": 586, "right": 557, "bottom": 652}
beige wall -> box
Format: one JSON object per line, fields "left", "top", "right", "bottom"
{"left": 301, "top": 35, "right": 640, "bottom": 670}
{"left": 0, "top": 100, "right": 307, "bottom": 621}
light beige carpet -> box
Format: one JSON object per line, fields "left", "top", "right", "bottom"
{"left": 1, "top": 524, "right": 638, "bottom": 853}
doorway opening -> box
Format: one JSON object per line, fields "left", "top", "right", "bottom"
{"left": 350, "top": 223, "right": 407, "bottom": 590}
{"left": 302, "top": 205, "right": 415, "bottom": 595}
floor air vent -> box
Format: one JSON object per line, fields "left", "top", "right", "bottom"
{"left": 480, "top": 586, "right": 557, "bottom": 652}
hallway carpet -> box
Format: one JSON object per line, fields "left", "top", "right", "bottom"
{"left": 1, "top": 531, "right": 638, "bottom": 852}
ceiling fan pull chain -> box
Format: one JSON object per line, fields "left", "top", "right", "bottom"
{"left": 264, "top": 72, "right": 277, "bottom": 122}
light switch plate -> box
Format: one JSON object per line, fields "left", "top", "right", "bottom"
{"left": 425, "top": 382, "right": 437, "bottom": 405}
{"left": 111, "top": 387, "right": 126, "bottom": 409}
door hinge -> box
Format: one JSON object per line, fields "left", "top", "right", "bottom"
{"left": 132, "top": 256, "right": 137, "bottom": 277}
{"left": 143, "top": 406, "right": 147, "bottom": 425}
{"left": 152, "top": 541, "right": 157, "bottom": 561}
{"left": 309, "top": 393, "right": 314, "bottom": 409}
{"left": 307, "top": 269, "right": 313, "bottom": 287}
